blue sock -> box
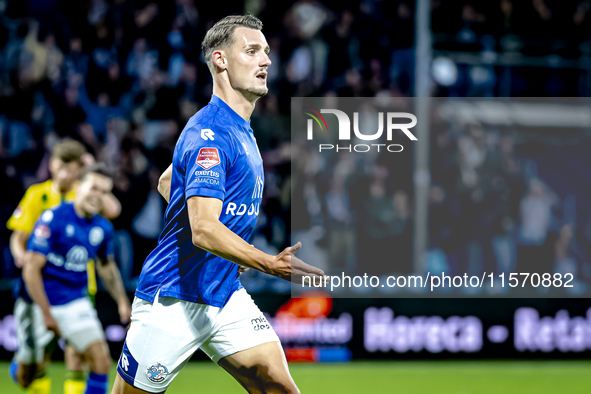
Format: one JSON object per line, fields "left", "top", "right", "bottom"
{"left": 8, "top": 360, "right": 18, "bottom": 384}
{"left": 85, "top": 372, "right": 108, "bottom": 394}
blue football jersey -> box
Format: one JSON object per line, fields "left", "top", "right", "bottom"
{"left": 135, "top": 95, "right": 264, "bottom": 307}
{"left": 27, "top": 203, "right": 114, "bottom": 306}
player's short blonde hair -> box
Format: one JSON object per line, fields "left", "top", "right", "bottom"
{"left": 52, "top": 139, "right": 86, "bottom": 164}
{"left": 201, "top": 14, "right": 263, "bottom": 73}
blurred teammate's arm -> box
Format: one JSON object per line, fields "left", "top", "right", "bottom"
{"left": 82, "top": 153, "right": 121, "bottom": 218}
{"left": 9, "top": 230, "right": 29, "bottom": 268}
{"left": 158, "top": 164, "right": 172, "bottom": 203}
{"left": 7, "top": 187, "right": 39, "bottom": 267}
{"left": 188, "top": 196, "right": 324, "bottom": 283}
{"left": 96, "top": 256, "right": 131, "bottom": 323}
{"left": 22, "top": 251, "right": 59, "bottom": 332}
{"left": 101, "top": 192, "right": 121, "bottom": 219}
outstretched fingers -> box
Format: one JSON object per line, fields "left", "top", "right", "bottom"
{"left": 291, "top": 254, "right": 326, "bottom": 286}
{"left": 289, "top": 241, "right": 302, "bottom": 254}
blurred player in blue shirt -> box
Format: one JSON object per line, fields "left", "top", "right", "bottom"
{"left": 7, "top": 140, "right": 122, "bottom": 394}
{"left": 113, "top": 14, "right": 324, "bottom": 394}
{"left": 23, "top": 164, "right": 131, "bottom": 394}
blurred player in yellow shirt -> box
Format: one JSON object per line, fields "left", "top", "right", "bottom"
{"left": 7, "top": 139, "right": 121, "bottom": 394}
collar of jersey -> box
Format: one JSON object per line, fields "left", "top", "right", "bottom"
{"left": 209, "top": 95, "right": 252, "bottom": 131}
{"left": 67, "top": 202, "right": 96, "bottom": 223}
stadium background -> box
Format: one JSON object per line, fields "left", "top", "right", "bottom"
{"left": 0, "top": 0, "right": 590, "bottom": 392}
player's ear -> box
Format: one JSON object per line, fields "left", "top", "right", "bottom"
{"left": 49, "top": 157, "right": 59, "bottom": 175}
{"left": 212, "top": 49, "right": 227, "bottom": 71}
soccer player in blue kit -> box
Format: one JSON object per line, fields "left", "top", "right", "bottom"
{"left": 112, "top": 14, "right": 325, "bottom": 394}
{"left": 22, "top": 164, "right": 131, "bottom": 394}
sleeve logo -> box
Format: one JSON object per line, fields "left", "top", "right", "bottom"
{"left": 120, "top": 354, "right": 129, "bottom": 372}
{"left": 196, "top": 147, "right": 221, "bottom": 170}
{"left": 201, "top": 129, "right": 215, "bottom": 141}
{"left": 12, "top": 205, "right": 23, "bottom": 219}
{"left": 34, "top": 224, "right": 51, "bottom": 239}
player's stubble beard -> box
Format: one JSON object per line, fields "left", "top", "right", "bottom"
{"left": 245, "top": 71, "right": 268, "bottom": 98}
{"left": 246, "top": 86, "right": 268, "bottom": 97}
{"left": 240, "top": 86, "right": 267, "bottom": 104}
{"left": 231, "top": 70, "right": 268, "bottom": 101}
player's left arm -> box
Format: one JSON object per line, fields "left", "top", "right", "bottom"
{"left": 183, "top": 127, "right": 324, "bottom": 284}
{"left": 96, "top": 256, "right": 131, "bottom": 324}
{"left": 81, "top": 154, "right": 121, "bottom": 219}
{"left": 188, "top": 196, "right": 325, "bottom": 283}
{"left": 158, "top": 164, "right": 172, "bottom": 203}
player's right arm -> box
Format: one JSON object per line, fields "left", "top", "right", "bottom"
{"left": 22, "top": 251, "right": 59, "bottom": 333}
{"left": 9, "top": 231, "right": 29, "bottom": 269}
{"left": 7, "top": 186, "right": 42, "bottom": 268}
{"left": 188, "top": 196, "right": 323, "bottom": 283}
{"left": 101, "top": 192, "right": 122, "bottom": 219}
{"left": 23, "top": 209, "right": 61, "bottom": 332}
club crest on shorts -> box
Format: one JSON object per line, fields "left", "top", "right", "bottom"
{"left": 196, "top": 147, "right": 220, "bottom": 170}
{"left": 146, "top": 362, "right": 169, "bottom": 383}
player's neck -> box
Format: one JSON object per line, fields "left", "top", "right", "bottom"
{"left": 51, "top": 180, "right": 71, "bottom": 196}
{"left": 212, "top": 85, "right": 256, "bottom": 121}
{"left": 73, "top": 201, "right": 92, "bottom": 219}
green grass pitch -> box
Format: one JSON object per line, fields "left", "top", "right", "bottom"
{"left": 1, "top": 360, "right": 590, "bottom": 393}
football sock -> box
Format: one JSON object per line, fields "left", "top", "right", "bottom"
{"left": 26, "top": 376, "right": 51, "bottom": 394}
{"left": 9, "top": 361, "right": 51, "bottom": 394}
{"left": 85, "top": 372, "right": 108, "bottom": 394}
{"left": 64, "top": 370, "right": 86, "bottom": 394}
{"left": 8, "top": 359, "right": 18, "bottom": 384}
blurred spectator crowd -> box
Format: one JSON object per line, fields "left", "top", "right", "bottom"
{"left": 291, "top": 98, "right": 591, "bottom": 294}
{"left": 0, "top": 0, "right": 590, "bottom": 293}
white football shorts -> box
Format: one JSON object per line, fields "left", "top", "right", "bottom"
{"left": 14, "top": 298, "right": 55, "bottom": 364}
{"left": 50, "top": 297, "right": 105, "bottom": 353}
{"left": 117, "top": 288, "right": 280, "bottom": 393}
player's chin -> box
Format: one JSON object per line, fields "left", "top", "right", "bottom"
{"left": 84, "top": 202, "right": 101, "bottom": 215}
{"left": 247, "top": 86, "right": 268, "bottom": 97}
{"left": 56, "top": 182, "right": 72, "bottom": 193}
